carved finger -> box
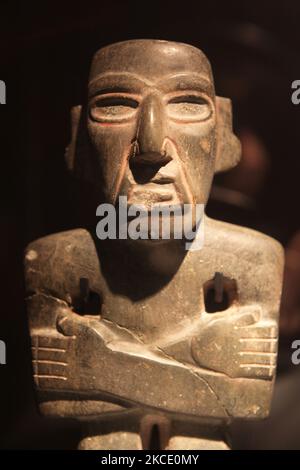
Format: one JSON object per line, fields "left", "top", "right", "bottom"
{"left": 33, "top": 360, "right": 68, "bottom": 378}
{"left": 233, "top": 311, "right": 259, "bottom": 328}
{"left": 31, "top": 333, "right": 69, "bottom": 348}
{"left": 239, "top": 352, "right": 276, "bottom": 366}
{"left": 240, "top": 321, "right": 278, "bottom": 339}
{"left": 239, "top": 338, "right": 277, "bottom": 353}
{"left": 239, "top": 363, "right": 276, "bottom": 379}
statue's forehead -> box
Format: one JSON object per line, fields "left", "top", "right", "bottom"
{"left": 89, "top": 40, "right": 214, "bottom": 88}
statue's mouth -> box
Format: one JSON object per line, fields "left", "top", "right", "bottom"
{"left": 127, "top": 182, "right": 180, "bottom": 210}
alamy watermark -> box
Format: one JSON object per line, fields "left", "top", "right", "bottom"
{"left": 95, "top": 196, "right": 205, "bottom": 251}
{"left": 291, "top": 80, "right": 300, "bottom": 105}
{"left": 0, "top": 80, "right": 6, "bottom": 104}
{"left": 291, "top": 340, "right": 300, "bottom": 365}
{"left": 0, "top": 340, "right": 6, "bottom": 365}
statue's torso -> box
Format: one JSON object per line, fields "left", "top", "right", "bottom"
{"left": 25, "top": 217, "right": 283, "bottom": 421}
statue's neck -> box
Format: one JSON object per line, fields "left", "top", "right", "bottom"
{"left": 126, "top": 239, "right": 187, "bottom": 277}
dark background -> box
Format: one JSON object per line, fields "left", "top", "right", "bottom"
{"left": 1, "top": 0, "right": 300, "bottom": 449}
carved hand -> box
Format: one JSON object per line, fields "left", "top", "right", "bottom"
{"left": 191, "top": 306, "right": 278, "bottom": 379}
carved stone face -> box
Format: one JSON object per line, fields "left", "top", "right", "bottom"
{"left": 86, "top": 40, "right": 217, "bottom": 210}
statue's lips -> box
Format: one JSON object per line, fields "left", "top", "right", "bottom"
{"left": 127, "top": 182, "right": 181, "bottom": 209}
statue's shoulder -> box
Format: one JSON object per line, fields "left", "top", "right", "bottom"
{"left": 24, "top": 228, "right": 95, "bottom": 266}
{"left": 24, "top": 228, "right": 101, "bottom": 301}
{"left": 205, "top": 217, "right": 284, "bottom": 267}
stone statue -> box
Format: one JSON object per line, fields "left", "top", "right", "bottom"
{"left": 24, "top": 40, "right": 284, "bottom": 450}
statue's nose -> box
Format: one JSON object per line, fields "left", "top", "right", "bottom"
{"left": 137, "top": 94, "right": 165, "bottom": 156}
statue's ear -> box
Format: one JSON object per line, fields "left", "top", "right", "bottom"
{"left": 215, "top": 96, "right": 241, "bottom": 173}
{"left": 65, "top": 105, "right": 93, "bottom": 181}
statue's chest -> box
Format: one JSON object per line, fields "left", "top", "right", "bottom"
{"left": 97, "top": 249, "right": 241, "bottom": 340}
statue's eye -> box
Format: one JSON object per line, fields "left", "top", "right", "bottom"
{"left": 167, "top": 96, "right": 211, "bottom": 122}
{"left": 90, "top": 96, "right": 138, "bottom": 122}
